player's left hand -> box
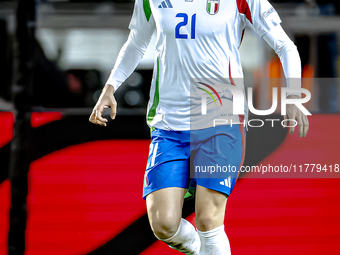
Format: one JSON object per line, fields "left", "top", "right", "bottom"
{"left": 284, "top": 94, "right": 309, "bottom": 138}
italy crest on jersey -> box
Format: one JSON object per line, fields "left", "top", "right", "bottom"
{"left": 207, "top": 0, "right": 219, "bottom": 15}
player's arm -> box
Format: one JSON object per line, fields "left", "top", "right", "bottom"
{"left": 263, "top": 25, "right": 309, "bottom": 137}
{"left": 89, "top": 0, "right": 156, "bottom": 126}
{"left": 243, "top": 0, "right": 309, "bottom": 137}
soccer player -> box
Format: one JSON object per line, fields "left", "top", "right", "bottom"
{"left": 89, "top": 0, "right": 309, "bottom": 254}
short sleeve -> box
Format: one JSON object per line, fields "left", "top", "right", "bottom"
{"left": 238, "top": 0, "right": 282, "bottom": 37}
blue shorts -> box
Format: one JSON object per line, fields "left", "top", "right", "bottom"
{"left": 142, "top": 125, "right": 246, "bottom": 200}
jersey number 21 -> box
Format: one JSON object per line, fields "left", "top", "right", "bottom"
{"left": 175, "top": 13, "right": 196, "bottom": 39}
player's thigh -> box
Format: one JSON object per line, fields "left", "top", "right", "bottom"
{"left": 195, "top": 185, "right": 227, "bottom": 232}
{"left": 193, "top": 125, "right": 245, "bottom": 231}
{"left": 146, "top": 187, "right": 186, "bottom": 238}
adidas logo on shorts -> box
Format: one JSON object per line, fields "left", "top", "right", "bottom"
{"left": 220, "top": 177, "right": 231, "bottom": 188}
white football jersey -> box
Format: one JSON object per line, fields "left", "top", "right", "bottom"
{"left": 107, "top": 0, "right": 284, "bottom": 130}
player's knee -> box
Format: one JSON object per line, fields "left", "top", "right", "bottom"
{"left": 196, "top": 215, "right": 214, "bottom": 232}
{"left": 196, "top": 208, "right": 219, "bottom": 232}
{"left": 151, "top": 213, "right": 180, "bottom": 239}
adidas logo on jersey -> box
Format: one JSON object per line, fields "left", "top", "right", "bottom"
{"left": 220, "top": 177, "right": 232, "bottom": 188}
{"left": 158, "top": 0, "right": 173, "bottom": 8}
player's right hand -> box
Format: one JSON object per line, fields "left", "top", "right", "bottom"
{"left": 89, "top": 84, "right": 117, "bottom": 127}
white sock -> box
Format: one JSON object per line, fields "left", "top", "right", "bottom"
{"left": 197, "top": 225, "right": 231, "bottom": 255}
{"left": 156, "top": 218, "right": 200, "bottom": 255}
